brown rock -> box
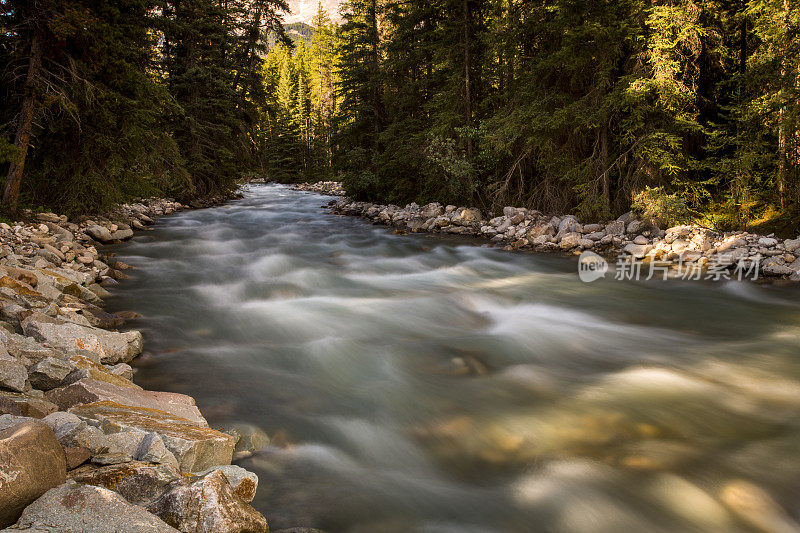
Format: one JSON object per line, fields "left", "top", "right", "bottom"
{"left": 0, "top": 421, "right": 67, "bottom": 527}
{"left": 68, "top": 401, "right": 234, "bottom": 472}
{"left": 0, "top": 391, "right": 58, "bottom": 418}
{"left": 46, "top": 377, "right": 207, "bottom": 425}
{"left": 69, "top": 461, "right": 182, "bottom": 506}
{"left": 63, "top": 446, "right": 91, "bottom": 470}
{"left": 148, "top": 470, "right": 268, "bottom": 533}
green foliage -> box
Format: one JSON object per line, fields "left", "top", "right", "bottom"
{"left": 0, "top": 0, "right": 289, "bottom": 213}
{"left": 632, "top": 186, "right": 692, "bottom": 228}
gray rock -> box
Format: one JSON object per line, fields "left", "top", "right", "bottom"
{"left": 22, "top": 313, "right": 143, "bottom": 364}
{"left": 605, "top": 220, "right": 625, "bottom": 236}
{"left": 783, "top": 238, "right": 800, "bottom": 252}
{"left": 0, "top": 359, "right": 27, "bottom": 392}
{"left": 6, "top": 481, "right": 178, "bottom": 532}
{"left": 194, "top": 465, "right": 258, "bottom": 503}
{"left": 68, "top": 401, "right": 234, "bottom": 473}
{"left": 451, "top": 208, "right": 482, "bottom": 227}
{"left": 85, "top": 225, "right": 113, "bottom": 243}
{"left": 69, "top": 461, "right": 182, "bottom": 507}
{"left": 107, "top": 362, "right": 134, "bottom": 381}
{"left": 147, "top": 470, "right": 267, "bottom": 533}
{"left": 633, "top": 235, "right": 649, "bottom": 245}
{"left": 0, "top": 421, "right": 66, "bottom": 528}
{"left": 110, "top": 228, "right": 134, "bottom": 241}
{"left": 224, "top": 422, "right": 270, "bottom": 461}
{"left": 623, "top": 243, "right": 651, "bottom": 258}
{"left": 86, "top": 283, "right": 113, "bottom": 299}
{"left": 758, "top": 237, "right": 778, "bottom": 247}
{"left": 27, "top": 357, "right": 73, "bottom": 391}
{"left": 46, "top": 377, "right": 206, "bottom": 426}
{"left": 559, "top": 232, "right": 582, "bottom": 250}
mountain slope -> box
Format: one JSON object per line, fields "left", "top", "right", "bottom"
{"left": 285, "top": 0, "right": 342, "bottom": 24}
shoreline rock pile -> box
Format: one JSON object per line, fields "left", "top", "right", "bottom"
{"left": 0, "top": 195, "right": 271, "bottom": 532}
{"left": 292, "top": 181, "right": 346, "bottom": 196}
{"left": 327, "top": 188, "right": 800, "bottom": 281}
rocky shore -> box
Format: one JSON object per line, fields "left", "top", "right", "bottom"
{"left": 315, "top": 182, "right": 800, "bottom": 281}
{"left": 292, "top": 181, "right": 346, "bottom": 196}
{"left": 0, "top": 195, "right": 276, "bottom": 532}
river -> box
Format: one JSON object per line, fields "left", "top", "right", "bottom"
{"left": 108, "top": 184, "right": 800, "bottom": 532}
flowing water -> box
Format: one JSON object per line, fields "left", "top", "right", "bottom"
{"left": 108, "top": 184, "right": 800, "bottom": 533}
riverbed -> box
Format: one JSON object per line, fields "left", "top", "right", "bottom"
{"left": 108, "top": 184, "right": 800, "bottom": 532}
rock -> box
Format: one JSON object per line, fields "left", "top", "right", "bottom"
{"left": 783, "top": 238, "right": 800, "bottom": 252}
{"left": 671, "top": 239, "right": 689, "bottom": 253}
{"left": 451, "top": 208, "right": 482, "bottom": 227}
{"left": 0, "top": 421, "right": 66, "bottom": 528}
{"left": 559, "top": 232, "right": 582, "bottom": 250}
{"left": 108, "top": 362, "right": 134, "bottom": 381}
{"left": 86, "top": 283, "right": 113, "bottom": 299}
{"left": 62, "top": 354, "right": 137, "bottom": 389}
{"left": 69, "top": 461, "right": 182, "bottom": 507}
{"left": 757, "top": 237, "right": 778, "bottom": 247}
{"left": 63, "top": 446, "right": 91, "bottom": 470}
{"left": 623, "top": 243, "right": 650, "bottom": 258}
{"left": 633, "top": 235, "right": 649, "bottom": 245}
{"left": 147, "top": 470, "right": 267, "bottom": 533}
{"left": 22, "top": 313, "right": 143, "bottom": 364}
{"left": 85, "top": 225, "right": 113, "bottom": 243}
{"left": 584, "top": 231, "right": 605, "bottom": 241}
{"left": 762, "top": 262, "right": 794, "bottom": 276}
{"left": 605, "top": 220, "right": 625, "bottom": 236}
{"left": 626, "top": 219, "right": 645, "bottom": 234}
{"left": 47, "top": 377, "right": 207, "bottom": 425}
{"left": 68, "top": 402, "right": 234, "bottom": 472}
{"left": 0, "top": 391, "right": 58, "bottom": 418}
{"left": 224, "top": 423, "right": 270, "bottom": 461}
{"left": 420, "top": 203, "right": 443, "bottom": 219}
{"left": 0, "top": 358, "right": 27, "bottom": 393}
{"left": 719, "top": 480, "right": 800, "bottom": 533}
{"left": 194, "top": 465, "right": 258, "bottom": 503}
{"left": 110, "top": 228, "right": 135, "bottom": 241}
{"left": 27, "top": 357, "right": 74, "bottom": 390}
{"left": 6, "top": 481, "right": 178, "bottom": 532}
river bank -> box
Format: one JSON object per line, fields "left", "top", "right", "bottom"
{"left": 0, "top": 193, "right": 279, "bottom": 532}
{"left": 297, "top": 181, "right": 800, "bottom": 282}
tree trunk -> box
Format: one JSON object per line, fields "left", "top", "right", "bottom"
{"left": 3, "top": 30, "right": 43, "bottom": 210}
{"left": 462, "top": 0, "right": 473, "bottom": 159}
{"left": 777, "top": 0, "right": 789, "bottom": 209}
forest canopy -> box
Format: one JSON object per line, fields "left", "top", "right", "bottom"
{"left": 2, "top": 0, "right": 799, "bottom": 233}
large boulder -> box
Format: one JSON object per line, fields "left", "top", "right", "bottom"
{"left": 148, "top": 470, "right": 267, "bottom": 533}
{"left": 451, "top": 208, "right": 482, "bottom": 227}
{"left": 68, "top": 402, "right": 234, "bottom": 472}
{"left": 4, "top": 481, "right": 178, "bottom": 532}
{"left": 194, "top": 465, "right": 259, "bottom": 503}
{"left": 0, "top": 421, "right": 66, "bottom": 528}
{"left": 85, "top": 225, "right": 113, "bottom": 243}
{"left": 22, "top": 313, "right": 143, "bottom": 364}
{"left": 46, "top": 377, "right": 207, "bottom": 426}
